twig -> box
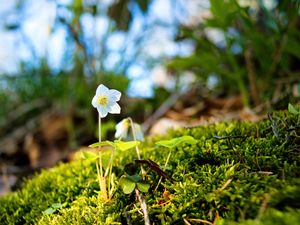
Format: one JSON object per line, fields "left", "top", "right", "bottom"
{"left": 58, "top": 12, "right": 94, "bottom": 76}
{"left": 213, "top": 135, "right": 244, "bottom": 140}
{"left": 249, "top": 171, "right": 273, "bottom": 175}
{"left": 135, "top": 159, "right": 172, "bottom": 181}
{"left": 218, "top": 178, "right": 233, "bottom": 192}
{"left": 186, "top": 218, "right": 213, "bottom": 225}
{"left": 142, "top": 92, "right": 181, "bottom": 132}
{"left": 183, "top": 218, "right": 192, "bottom": 225}
{"left": 256, "top": 194, "right": 270, "bottom": 220}
{"left": 0, "top": 99, "right": 48, "bottom": 136}
{"left": 135, "top": 189, "right": 151, "bottom": 225}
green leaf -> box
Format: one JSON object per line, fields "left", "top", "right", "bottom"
{"left": 119, "top": 176, "right": 136, "bottom": 194}
{"left": 127, "top": 174, "right": 142, "bottom": 183}
{"left": 44, "top": 207, "right": 56, "bottom": 215}
{"left": 88, "top": 141, "right": 114, "bottom": 148}
{"left": 288, "top": 103, "right": 299, "bottom": 115}
{"left": 51, "top": 203, "right": 64, "bottom": 209}
{"left": 80, "top": 151, "right": 98, "bottom": 161}
{"left": 101, "top": 153, "right": 112, "bottom": 168}
{"left": 156, "top": 135, "right": 197, "bottom": 149}
{"left": 114, "top": 140, "right": 140, "bottom": 151}
{"left": 137, "top": 182, "right": 150, "bottom": 193}
{"left": 89, "top": 140, "right": 139, "bottom": 152}
{"left": 160, "top": 165, "right": 172, "bottom": 171}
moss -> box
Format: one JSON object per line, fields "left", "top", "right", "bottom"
{"left": 0, "top": 161, "right": 98, "bottom": 224}
{"left": 1, "top": 110, "right": 300, "bottom": 224}
{"left": 225, "top": 208, "right": 300, "bottom": 225}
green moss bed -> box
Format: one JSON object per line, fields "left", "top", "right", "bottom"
{"left": 1, "top": 111, "right": 300, "bottom": 225}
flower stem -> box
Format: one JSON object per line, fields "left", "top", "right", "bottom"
{"left": 99, "top": 116, "right": 103, "bottom": 176}
{"left": 105, "top": 151, "right": 114, "bottom": 200}
{"left": 98, "top": 115, "right": 107, "bottom": 201}
{"left": 155, "top": 149, "right": 171, "bottom": 192}
{"left": 108, "top": 154, "right": 113, "bottom": 200}
{"left": 128, "top": 117, "right": 146, "bottom": 178}
{"left": 128, "top": 118, "right": 141, "bottom": 160}
{"left": 95, "top": 160, "right": 102, "bottom": 192}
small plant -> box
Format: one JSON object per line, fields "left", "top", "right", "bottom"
{"left": 87, "top": 140, "right": 140, "bottom": 199}
{"left": 115, "top": 117, "right": 151, "bottom": 225}
{"left": 90, "top": 84, "right": 122, "bottom": 201}
{"left": 155, "top": 135, "right": 197, "bottom": 190}
{"left": 43, "top": 203, "right": 67, "bottom": 215}
{"left": 82, "top": 85, "right": 151, "bottom": 224}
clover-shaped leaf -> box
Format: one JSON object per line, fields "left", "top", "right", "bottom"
{"left": 81, "top": 151, "right": 98, "bottom": 161}
{"left": 137, "top": 182, "right": 150, "bottom": 193}
{"left": 156, "top": 135, "right": 197, "bottom": 149}
{"left": 43, "top": 202, "right": 67, "bottom": 215}
{"left": 119, "top": 174, "right": 150, "bottom": 194}
{"left": 119, "top": 175, "right": 136, "bottom": 194}
{"left": 44, "top": 207, "right": 56, "bottom": 215}
{"left": 88, "top": 141, "right": 114, "bottom": 148}
{"left": 114, "top": 140, "right": 140, "bottom": 151}
{"left": 89, "top": 140, "right": 139, "bottom": 152}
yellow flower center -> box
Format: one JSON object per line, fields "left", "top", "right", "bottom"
{"left": 123, "top": 119, "right": 130, "bottom": 128}
{"left": 97, "top": 95, "right": 108, "bottom": 106}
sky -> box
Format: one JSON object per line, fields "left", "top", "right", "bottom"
{"left": 0, "top": 0, "right": 204, "bottom": 97}
{"left": 0, "top": 0, "right": 277, "bottom": 97}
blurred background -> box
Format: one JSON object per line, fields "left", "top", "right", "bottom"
{"left": 0, "top": 0, "right": 299, "bottom": 194}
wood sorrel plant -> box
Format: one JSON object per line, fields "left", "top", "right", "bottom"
{"left": 91, "top": 84, "right": 121, "bottom": 201}
{"left": 85, "top": 85, "right": 150, "bottom": 223}
{"left": 155, "top": 135, "right": 197, "bottom": 191}
{"left": 115, "top": 117, "right": 150, "bottom": 225}
{"left": 84, "top": 85, "right": 140, "bottom": 201}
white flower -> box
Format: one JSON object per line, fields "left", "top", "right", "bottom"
{"left": 115, "top": 118, "right": 130, "bottom": 140}
{"left": 92, "top": 84, "right": 121, "bottom": 118}
{"left": 115, "top": 118, "right": 144, "bottom": 141}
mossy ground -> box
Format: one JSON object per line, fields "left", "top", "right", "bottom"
{"left": 1, "top": 111, "right": 300, "bottom": 225}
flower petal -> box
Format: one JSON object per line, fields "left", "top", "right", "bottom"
{"left": 107, "top": 97, "right": 117, "bottom": 108}
{"left": 96, "top": 84, "right": 109, "bottom": 96}
{"left": 109, "top": 89, "right": 121, "bottom": 101}
{"left": 134, "top": 123, "right": 144, "bottom": 141}
{"left": 109, "top": 103, "right": 121, "bottom": 114}
{"left": 91, "top": 95, "right": 98, "bottom": 108}
{"left": 115, "top": 119, "right": 129, "bottom": 139}
{"left": 97, "top": 106, "right": 109, "bottom": 118}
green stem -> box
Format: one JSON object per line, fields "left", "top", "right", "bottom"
{"left": 155, "top": 149, "right": 171, "bottom": 191}
{"left": 98, "top": 115, "right": 107, "bottom": 200}
{"left": 99, "top": 116, "right": 103, "bottom": 176}
{"left": 128, "top": 117, "right": 146, "bottom": 178}
{"left": 128, "top": 118, "right": 141, "bottom": 160}
{"left": 104, "top": 151, "right": 114, "bottom": 200}
{"left": 108, "top": 154, "right": 114, "bottom": 199}
{"left": 95, "top": 160, "right": 102, "bottom": 193}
